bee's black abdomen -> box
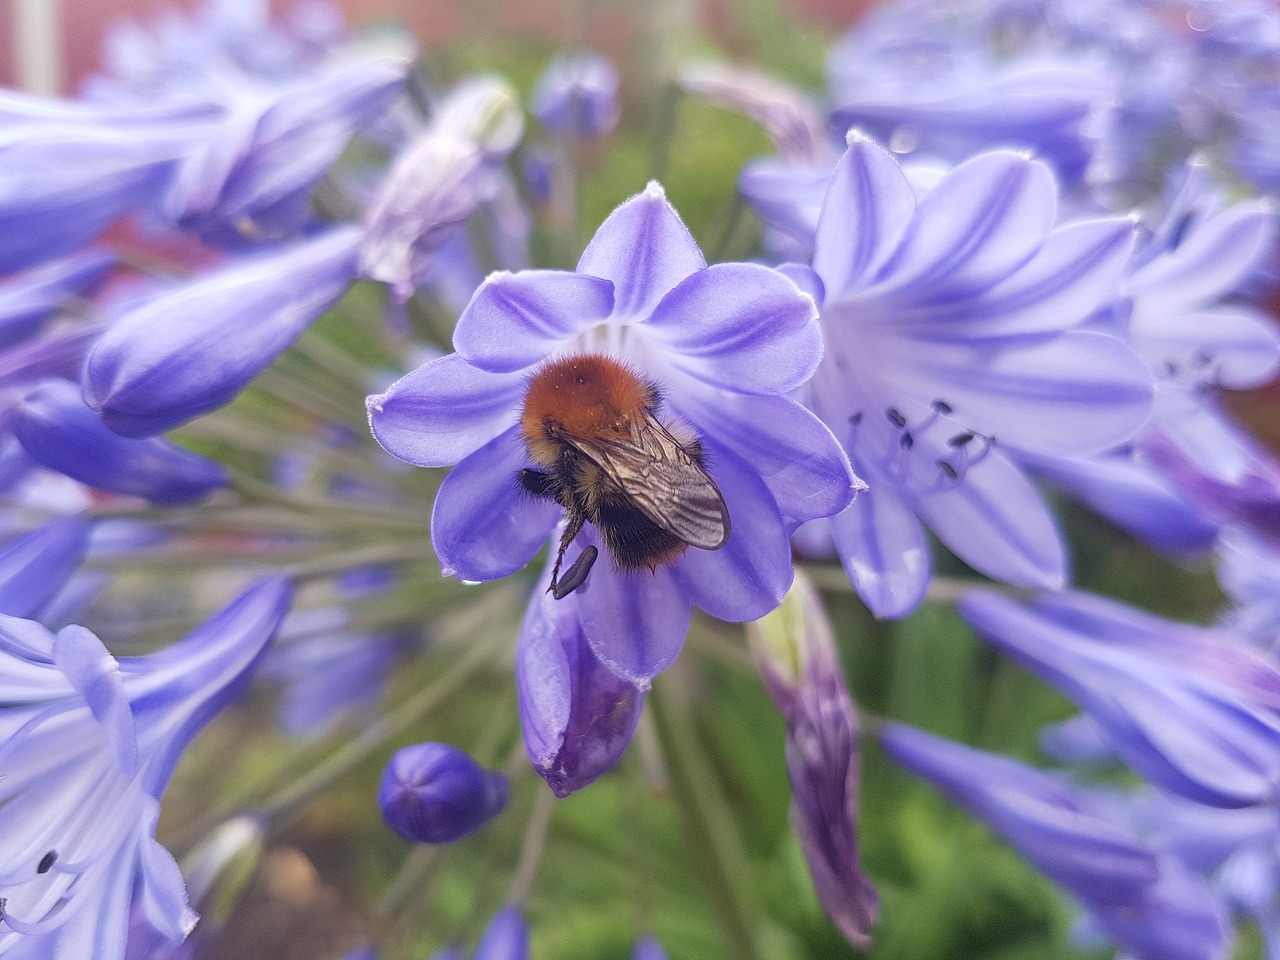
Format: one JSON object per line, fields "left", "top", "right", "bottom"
{"left": 595, "top": 500, "right": 686, "bottom": 569}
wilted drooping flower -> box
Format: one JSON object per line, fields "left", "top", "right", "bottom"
{"left": 531, "top": 52, "right": 620, "bottom": 140}
{"left": 360, "top": 77, "right": 524, "bottom": 303}
{"left": 795, "top": 133, "right": 1151, "bottom": 617}
{"left": 960, "top": 589, "right": 1280, "bottom": 808}
{"left": 880, "top": 722, "right": 1230, "bottom": 960}
{"left": 84, "top": 224, "right": 361, "bottom": 437}
{"left": 0, "top": 576, "right": 292, "bottom": 960}
{"left": 378, "top": 742, "right": 509, "bottom": 844}
{"left": 748, "top": 571, "right": 877, "bottom": 948}
{"left": 369, "top": 182, "right": 857, "bottom": 685}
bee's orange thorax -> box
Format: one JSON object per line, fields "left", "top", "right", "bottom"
{"left": 521, "top": 354, "right": 652, "bottom": 466}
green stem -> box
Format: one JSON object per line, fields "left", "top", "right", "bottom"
{"left": 648, "top": 682, "right": 765, "bottom": 960}
{"left": 506, "top": 787, "right": 555, "bottom": 906}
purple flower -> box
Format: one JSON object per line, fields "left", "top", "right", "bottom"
{"left": 360, "top": 78, "right": 524, "bottom": 303}
{"left": 15, "top": 379, "right": 227, "bottom": 504}
{"left": 84, "top": 224, "right": 361, "bottom": 437}
{"left": 0, "top": 251, "right": 114, "bottom": 351}
{"left": 960, "top": 588, "right": 1280, "bottom": 808}
{"left": 748, "top": 572, "right": 877, "bottom": 948}
{"left": 1217, "top": 528, "right": 1280, "bottom": 652}
{"left": 631, "top": 937, "right": 667, "bottom": 960}
{"left": 532, "top": 52, "right": 620, "bottom": 140}
{"left": 0, "top": 575, "right": 292, "bottom": 960}
{"left": 164, "top": 57, "right": 407, "bottom": 245}
{"left": 378, "top": 742, "right": 509, "bottom": 844}
{"left": 473, "top": 906, "right": 529, "bottom": 960}
{"left": 369, "top": 182, "right": 856, "bottom": 684}
{"left": 880, "top": 722, "right": 1229, "bottom": 960}
{"left": 516, "top": 563, "right": 645, "bottom": 796}
{"left": 797, "top": 134, "right": 1152, "bottom": 617}
{"left": 0, "top": 516, "right": 91, "bottom": 618}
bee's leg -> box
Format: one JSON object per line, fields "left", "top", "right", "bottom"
{"left": 548, "top": 511, "right": 586, "bottom": 599}
{"left": 552, "top": 545, "right": 598, "bottom": 599}
{"left": 519, "top": 468, "right": 558, "bottom": 500}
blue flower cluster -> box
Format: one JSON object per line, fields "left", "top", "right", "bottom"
{"left": 0, "top": 0, "right": 1279, "bottom": 956}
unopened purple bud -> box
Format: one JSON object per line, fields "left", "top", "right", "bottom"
{"left": 84, "top": 225, "right": 361, "bottom": 437}
{"left": 473, "top": 906, "right": 529, "bottom": 960}
{"left": 16, "top": 379, "right": 227, "bottom": 504}
{"left": 516, "top": 575, "right": 644, "bottom": 797}
{"left": 0, "top": 515, "right": 91, "bottom": 617}
{"left": 532, "top": 52, "right": 619, "bottom": 140}
{"left": 747, "top": 572, "right": 877, "bottom": 948}
{"left": 632, "top": 937, "right": 668, "bottom": 960}
{"left": 378, "top": 742, "right": 509, "bottom": 843}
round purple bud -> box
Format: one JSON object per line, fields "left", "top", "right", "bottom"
{"left": 378, "top": 742, "right": 509, "bottom": 843}
{"left": 531, "top": 52, "right": 619, "bottom": 140}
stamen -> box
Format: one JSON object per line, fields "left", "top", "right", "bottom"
{"left": 931, "top": 399, "right": 953, "bottom": 415}
{"left": 37, "top": 851, "right": 57, "bottom": 874}
{"left": 948, "top": 432, "right": 975, "bottom": 448}
{"left": 899, "top": 432, "right": 914, "bottom": 450}
{"left": 937, "top": 460, "right": 959, "bottom": 480}
{"left": 885, "top": 407, "right": 907, "bottom": 428}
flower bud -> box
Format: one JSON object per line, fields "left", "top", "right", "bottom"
{"left": 747, "top": 571, "right": 877, "bottom": 949}
{"left": 532, "top": 53, "right": 619, "bottom": 140}
{"left": 378, "top": 742, "right": 508, "bottom": 843}
{"left": 180, "top": 815, "right": 266, "bottom": 929}
{"left": 473, "top": 906, "right": 529, "bottom": 960}
{"left": 16, "top": 379, "right": 227, "bottom": 504}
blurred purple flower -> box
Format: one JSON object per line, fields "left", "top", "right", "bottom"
{"left": 0, "top": 515, "right": 92, "bottom": 618}
{"left": 0, "top": 576, "right": 292, "bottom": 960}
{"left": 360, "top": 77, "right": 523, "bottom": 303}
{"left": 749, "top": 572, "right": 877, "bottom": 948}
{"left": 473, "top": 906, "right": 529, "bottom": 960}
{"left": 15, "top": 379, "right": 227, "bottom": 504}
{"left": 960, "top": 588, "right": 1280, "bottom": 807}
{"left": 880, "top": 722, "right": 1229, "bottom": 960}
{"left": 631, "top": 937, "right": 668, "bottom": 960}
{"left": 378, "top": 742, "right": 508, "bottom": 844}
{"left": 84, "top": 224, "right": 361, "bottom": 437}
{"left": 164, "top": 57, "right": 407, "bottom": 245}
{"left": 0, "top": 251, "right": 114, "bottom": 351}
{"left": 1217, "top": 528, "right": 1280, "bottom": 652}
{"left": 369, "top": 182, "right": 856, "bottom": 685}
{"left": 532, "top": 52, "right": 620, "bottom": 140}
{"left": 795, "top": 134, "right": 1151, "bottom": 617}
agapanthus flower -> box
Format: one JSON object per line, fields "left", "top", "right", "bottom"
{"left": 0, "top": 251, "right": 114, "bottom": 351}
{"left": 793, "top": 133, "right": 1152, "bottom": 617}
{"left": 748, "top": 572, "right": 877, "bottom": 948}
{"left": 880, "top": 722, "right": 1230, "bottom": 960}
{"left": 473, "top": 906, "right": 529, "bottom": 960}
{"left": 531, "top": 52, "right": 620, "bottom": 140}
{"left": 960, "top": 588, "right": 1280, "bottom": 808}
{"left": 0, "top": 575, "right": 292, "bottom": 960}
{"left": 1217, "top": 528, "right": 1280, "bottom": 651}
{"left": 369, "top": 182, "right": 856, "bottom": 685}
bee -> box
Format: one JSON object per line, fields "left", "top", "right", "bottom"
{"left": 518, "top": 353, "right": 731, "bottom": 599}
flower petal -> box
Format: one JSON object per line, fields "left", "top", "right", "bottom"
{"left": 812, "top": 133, "right": 916, "bottom": 299}
{"left": 576, "top": 182, "right": 706, "bottom": 319}
{"left": 367, "top": 354, "right": 524, "bottom": 469}
{"left": 643, "top": 262, "right": 820, "bottom": 394}
{"left": 875, "top": 151, "right": 1057, "bottom": 299}
{"left": 829, "top": 463, "right": 930, "bottom": 618}
{"left": 669, "top": 439, "right": 792, "bottom": 622}
{"left": 885, "top": 330, "right": 1154, "bottom": 456}
{"left": 431, "top": 426, "right": 559, "bottom": 581}
{"left": 452, "top": 271, "right": 615, "bottom": 373}
{"left": 916, "top": 451, "right": 1065, "bottom": 589}
{"left": 0, "top": 516, "right": 91, "bottom": 619}
{"left": 674, "top": 386, "right": 858, "bottom": 528}
{"left": 575, "top": 527, "right": 692, "bottom": 687}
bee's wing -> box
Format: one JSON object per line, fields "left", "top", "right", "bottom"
{"left": 574, "top": 415, "right": 731, "bottom": 549}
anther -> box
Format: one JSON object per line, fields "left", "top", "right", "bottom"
{"left": 948, "top": 432, "right": 975, "bottom": 448}
{"left": 886, "top": 407, "right": 907, "bottom": 428}
{"left": 931, "top": 400, "right": 953, "bottom": 415}
{"left": 37, "top": 851, "right": 57, "bottom": 874}
{"left": 937, "top": 460, "right": 959, "bottom": 480}
{"left": 899, "top": 432, "right": 914, "bottom": 450}
{"left": 849, "top": 411, "right": 863, "bottom": 425}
